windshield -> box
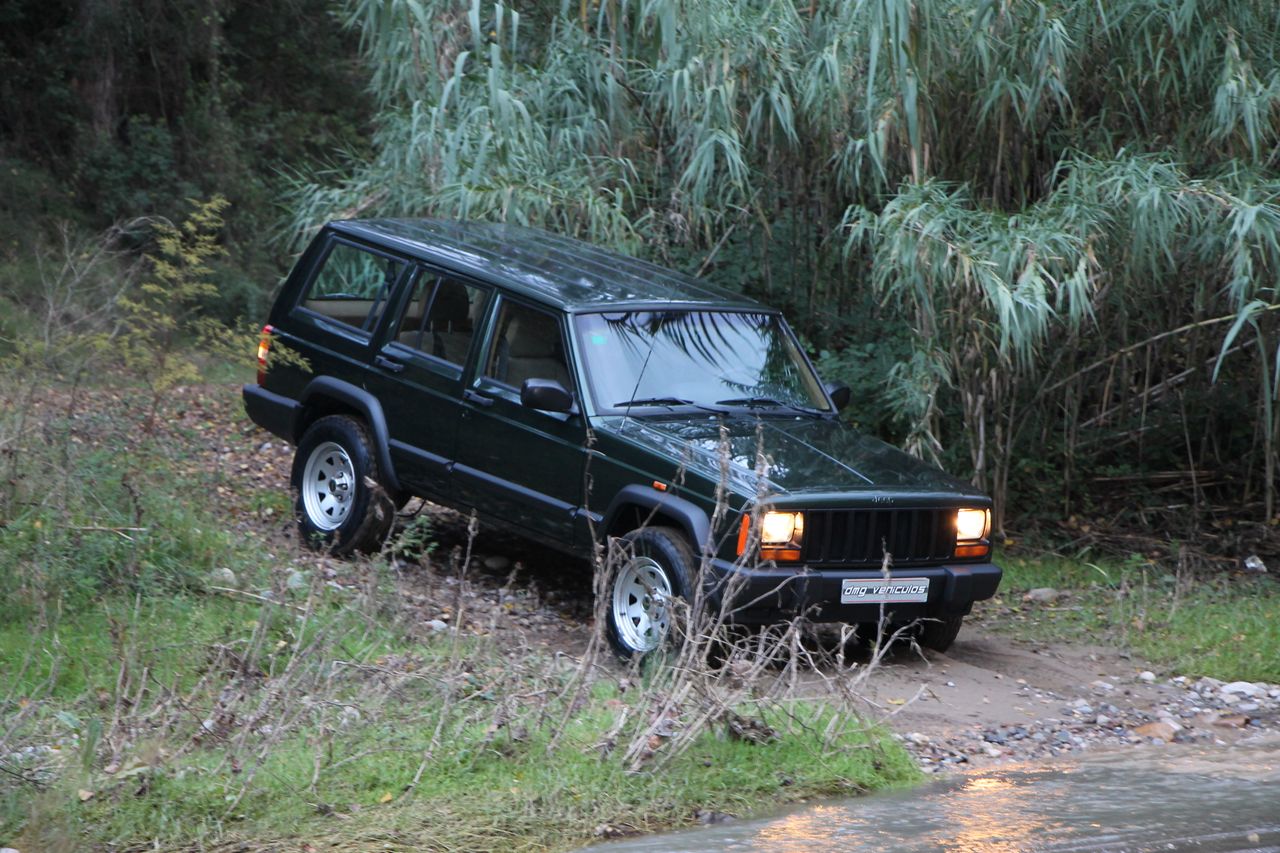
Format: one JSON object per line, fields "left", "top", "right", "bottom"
{"left": 574, "top": 310, "right": 831, "bottom": 414}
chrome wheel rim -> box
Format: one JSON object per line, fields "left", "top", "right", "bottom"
{"left": 301, "top": 441, "right": 356, "bottom": 531}
{"left": 611, "top": 555, "right": 673, "bottom": 653}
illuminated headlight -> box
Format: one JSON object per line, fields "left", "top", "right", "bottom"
{"left": 956, "top": 508, "right": 990, "bottom": 542}
{"left": 760, "top": 511, "right": 804, "bottom": 546}
{"left": 736, "top": 510, "right": 805, "bottom": 563}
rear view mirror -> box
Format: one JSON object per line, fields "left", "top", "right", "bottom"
{"left": 521, "top": 378, "right": 574, "bottom": 413}
{"left": 825, "top": 381, "right": 851, "bottom": 412}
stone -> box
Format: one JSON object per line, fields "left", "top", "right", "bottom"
{"left": 1134, "top": 721, "right": 1177, "bottom": 740}
{"left": 1220, "top": 681, "right": 1264, "bottom": 698}
{"left": 207, "top": 567, "right": 238, "bottom": 589}
{"left": 1090, "top": 680, "right": 1115, "bottom": 692}
{"left": 1235, "top": 702, "right": 1260, "bottom": 713}
{"left": 905, "top": 732, "right": 930, "bottom": 745}
{"left": 1024, "top": 588, "right": 1061, "bottom": 604}
{"left": 425, "top": 619, "right": 450, "bottom": 634}
{"left": 285, "top": 569, "right": 309, "bottom": 591}
{"left": 1243, "top": 555, "right": 1267, "bottom": 573}
{"left": 1095, "top": 714, "right": 1111, "bottom": 727}
{"left": 1137, "top": 671, "right": 1157, "bottom": 683}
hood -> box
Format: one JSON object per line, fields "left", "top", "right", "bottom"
{"left": 597, "top": 415, "right": 985, "bottom": 500}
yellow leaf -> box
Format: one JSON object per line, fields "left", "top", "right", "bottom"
{"left": 78, "top": 789, "right": 95, "bottom": 802}
{"left": 887, "top": 698, "right": 905, "bottom": 705}
{"left": 379, "top": 792, "right": 393, "bottom": 804}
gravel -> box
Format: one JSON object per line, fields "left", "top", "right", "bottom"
{"left": 898, "top": 674, "right": 1280, "bottom": 772}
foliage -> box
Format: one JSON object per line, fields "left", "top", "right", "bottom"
{"left": 291, "top": 0, "right": 1280, "bottom": 541}
{"left": 107, "top": 196, "right": 245, "bottom": 429}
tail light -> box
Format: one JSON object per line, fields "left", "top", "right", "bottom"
{"left": 256, "top": 325, "right": 273, "bottom": 385}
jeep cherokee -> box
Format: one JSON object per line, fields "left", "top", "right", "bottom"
{"left": 243, "top": 219, "right": 1001, "bottom": 656}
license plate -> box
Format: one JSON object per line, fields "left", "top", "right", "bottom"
{"left": 840, "top": 577, "right": 930, "bottom": 604}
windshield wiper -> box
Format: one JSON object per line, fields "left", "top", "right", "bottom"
{"left": 615, "top": 396, "right": 729, "bottom": 414}
{"left": 615, "top": 396, "right": 696, "bottom": 408}
{"left": 715, "top": 396, "right": 826, "bottom": 416}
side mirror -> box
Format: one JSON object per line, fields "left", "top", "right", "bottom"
{"left": 521, "top": 378, "right": 574, "bottom": 413}
{"left": 825, "top": 381, "right": 851, "bottom": 412}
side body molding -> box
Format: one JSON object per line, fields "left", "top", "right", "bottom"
{"left": 298, "top": 376, "right": 402, "bottom": 494}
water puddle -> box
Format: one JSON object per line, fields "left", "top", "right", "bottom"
{"left": 587, "top": 736, "right": 1280, "bottom": 852}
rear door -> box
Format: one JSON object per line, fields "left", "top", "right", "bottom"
{"left": 451, "top": 296, "right": 589, "bottom": 545}
{"left": 367, "top": 268, "right": 491, "bottom": 500}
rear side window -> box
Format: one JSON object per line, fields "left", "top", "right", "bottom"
{"left": 300, "top": 240, "right": 404, "bottom": 335}
{"left": 391, "top": 274, "right": 487, "bottom": 365}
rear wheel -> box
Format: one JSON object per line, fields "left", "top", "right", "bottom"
{"left": 291, "top": 415, "right": 394, "bottom": 555}
{"left": 606, "top": 527, "right": 694, "bottom": 659}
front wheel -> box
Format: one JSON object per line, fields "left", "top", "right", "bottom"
{"left": 918, "top": 614, "right": 964, "bottom": 652}
{"left": 606, "top": 527, "right": 695, "bottom": 659}
{"left": 291, "top": 415, "right": 394, "bottom": 555}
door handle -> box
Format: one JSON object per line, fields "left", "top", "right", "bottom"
{"left": 464, "top": 389, "right": 494, "bottom": 408}
{"left": 375, "top": 354, "right": 405, "bottom": 373}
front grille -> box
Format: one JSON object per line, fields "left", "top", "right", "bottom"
{"left": 801, "top": 508, "right": 955, "bottom": 567}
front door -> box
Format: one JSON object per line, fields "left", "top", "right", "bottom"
{"left": 452, "top": 297, "right": 588, "bottom": 546}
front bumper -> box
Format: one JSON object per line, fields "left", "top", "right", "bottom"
{"left": 703, "top": 558, "right": 1002, "bottom": 624}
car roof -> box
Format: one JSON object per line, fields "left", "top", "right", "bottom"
{"left": 329, "top": 219, "right": 768, "bottom": 313}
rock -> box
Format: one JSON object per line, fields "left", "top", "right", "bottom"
{"left": 1095, "top": 714, "right": 1111, "bottom": 727}
{"left": 1134, "top": 721, "right": 1177, "bottom": 740}
{"left": 1137, "top": 671, "right": 1157, "bottom": 683}
{"left": 207, "top": 567, "right": 238, "bottom": 589}
{"left": 285, "top": 569, "right": 309, "bottom": 591}
{"left": 984, "top": 746, "right": 1003, "bottom": 758}
{"left": 905, "top": 732, "right": 930, "bottom": 745}
{"left": 1195, "top": 676, "right": 1224, "bottom": 692}
{"left": 1213, "top": 714, "right": 1250, "bottom": 728}
{"left": 1220, "top": 681, "right": 1264, "bottom": 698}
{"left": 425, "top": 619, "right": 450, "bottom": 634}
{"left": 1243, "top": 554, "right": 1267, "bottom": 573}
{"left": 483, "top": 555, "right": 512, "bottom": 571}
{"left": 1090, "top": 680, "right": 1115, "bottom": 692}
{"left": 1024, "top": 588, "right": 1061, "bottom": 604}
{"left": 1235, "top": 702, "right": 1260, "bottom": 713}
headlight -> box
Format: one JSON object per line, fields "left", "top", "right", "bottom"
{"left": 760, "top": 511, "right": 804, "bottom": 545}
{"left": 736, "top": 510, "right": 805, "bottom": 562}
{"left": 956, "top": 508, "right": 990, "bottom": 542}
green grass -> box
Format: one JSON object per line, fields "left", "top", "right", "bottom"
{"left": 2, "top": 587, "right": 917, "bottom": 852}
{"left": 991, "top": 550, "right": 1280, "bottom": 682}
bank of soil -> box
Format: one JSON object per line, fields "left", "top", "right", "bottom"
{"left": 214, "top": 384, "right": 1280, "bottom": 776}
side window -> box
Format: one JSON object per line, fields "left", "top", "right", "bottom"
{"left": 391, "top": 274, "right": 487, "bottom": 366}
{"left": 483, "top": 301, "right": 572, "bottom": 390}
{"left": 300, "top": 240, "right": 404, "bottom": 335}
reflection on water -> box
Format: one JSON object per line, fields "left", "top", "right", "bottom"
{"left": 586, "top": 737, "right": 1280, "bottom": 852}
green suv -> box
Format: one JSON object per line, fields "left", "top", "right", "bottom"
{"left": 243, "top": 220, "right": 1001, "bottom": 656}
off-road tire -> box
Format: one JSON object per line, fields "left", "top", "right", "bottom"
{"left": 606, "top": 526, "right": 695, "bottom": 659}
{"left": 917, "top": 614, "right": 964, "bottom": 652}
{"left": 291, "top": 415, "right": 394, "bottom": 555}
